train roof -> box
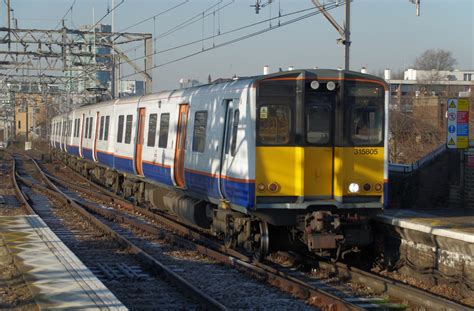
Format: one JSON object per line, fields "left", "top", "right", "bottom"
{"left": 54, "top": 69, "right": 387, "bottom": 119}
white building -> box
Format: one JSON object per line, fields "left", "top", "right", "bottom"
{"left": 404, "top": 68, "right": 474, "bottom": 81}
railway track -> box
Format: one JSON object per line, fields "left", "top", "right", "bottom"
{"left": 41, "top": 154, "right": 473, "bottom": 310}
{"left": 12, "top": 154, "right": 225, "bottom": 310}
{"left": 13, "top": 153, "right": 332, "bottom": 310}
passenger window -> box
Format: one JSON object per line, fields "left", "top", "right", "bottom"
{"left": 147, "top": 114, "right": 158, "bottom": 147}
{"left": 84, "top": 118, "right": 89, "bottom": 138}
{"left": 117, "top": 115, "right": 124, "bottom": 143}
{"left": 104, "top": 116, "right": 110, "bottom": 141}
{"left": 77, "top": 119, "right": 81, "bottom": 137}
{"left": 88, "top": 117, "right": 93, "bottom": 139}
{"left": 124, "top": 115, "right": 133, "bottom": 144}
{"left": 307, "top": 105, "right": 330, "bottom": 144}
{"left": 192, "top": 111, "right": 208, "bottom": 153}
{"left": 99, "top": 116, "right": 105, "bottom": 140}
{"left": 257, "top": 105, "right": 291, "bottom": 145}
{"left": 225, "top": 108, "right": 233, "bottom": 155}
{"left": 231, "top": 109, "right": 240, "bottom": 156}
{"left": 158, "top": 113, "right": 170, "bottom": 148}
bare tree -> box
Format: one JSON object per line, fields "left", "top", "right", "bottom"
{"left": 389, "top": 109, "right": 444, "bottom": 164}
{"left": 414, "top": 49, "right": 457, "bottom": 82}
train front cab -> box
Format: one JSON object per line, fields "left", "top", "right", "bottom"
{"left": 254, "top": 69, "right": 388, "bottom": 255}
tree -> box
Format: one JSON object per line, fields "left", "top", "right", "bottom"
{"left": 413, "top": 49, "right": 457, "bottom": 82}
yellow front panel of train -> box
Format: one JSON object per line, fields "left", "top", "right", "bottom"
{"left": 333, "top": 147, "right": 385, "bottom": 200}
{"left": 256, "top": 147, "right": 333, "bottom": 197}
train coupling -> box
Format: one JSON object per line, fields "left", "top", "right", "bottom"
{"left": 304, "top": 211, "right": 343, "bottom": 251}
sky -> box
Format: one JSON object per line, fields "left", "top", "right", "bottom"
{"left": 2, "top": 0, "right": 473, "bottom": 91}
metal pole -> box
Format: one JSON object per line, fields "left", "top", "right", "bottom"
{"left": 344, "top": 0, "right": 351, "bottom": 70}
{"left": 7, "top": 0, "right": 11, "bottom": 50}
{"left": 25, "top": 99, "right": 29, "bottom": 143}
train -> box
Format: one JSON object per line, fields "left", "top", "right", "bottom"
{"left": 51, "top": 69, "right": 389, "bottom": 259}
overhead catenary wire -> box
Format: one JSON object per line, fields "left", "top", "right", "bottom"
{"left": 117, "top": 0, "right": 189, "bottom": 33}
{"left": 157, "top": 0, "right": 232, "bottom": 40}
{"left": 121, "top": 1, "right": 344, "bottom": 79}
{"left": 122, "top": 5, "right": 328, "bottom": 65}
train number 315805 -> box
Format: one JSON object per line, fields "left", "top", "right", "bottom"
{"left": 354, "top": 148, "right": 378, "bottom": 155}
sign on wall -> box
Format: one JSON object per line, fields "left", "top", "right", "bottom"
{"left": 447, "top": 98, "right": 470, "bottom": 149}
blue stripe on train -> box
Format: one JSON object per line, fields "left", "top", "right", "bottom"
{"left": 185, "top": 170, "right": 255, "bottom": 209}
{"left": 142, "top": 162, "right": 173, "bottom": 186}
{"left": 83, "top": 148, "right": 93, "bottom": 161}
{"left": 97, "top": 151, "right": 114, "bottom": 167}
{"left": 67, "top": 145, "right": 80, "bottom": 157}
{"left": 114, "top": 156, "right": 135, "bottom": 174}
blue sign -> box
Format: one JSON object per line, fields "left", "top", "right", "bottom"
{"left": 457, "top": 124, "right": 469, "bottom": 136}
{"left": 448, "top": 125, "right": 456, "bottom": 133}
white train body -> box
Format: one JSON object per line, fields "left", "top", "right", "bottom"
{"left": 52, "top": 78, "right": 256, "bottom": 211}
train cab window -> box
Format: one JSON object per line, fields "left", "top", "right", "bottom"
{"left": 257, "top": 105, "right": 291, "bottom": 145}
{"left": 231, "top": 109, "right": 240, "bottom": 156}
{"left": 192, "top": 111, "right": 208, "bottom": 153}
{"left": 158, "top": 113, "right": 170, "bottom": 148}
{"left": 307, "top": 105, "right": 331, "bottom": 144}
{"left": 104, "top": 116, "right": 110, "bottom": 141}
{"left": 99, "top": 116, "right": 105, "bottom": 140}
{"left": 124, "top": 115, "right": 133, "bottom": 144}
{"left": 147, "top": 114, "right": 158, "bottom": 147}
{"left": 117, "top": 115, "right": 124, "bottom": 143}
{"left": 346, "top": 84, "right": 384, "bottom": 146}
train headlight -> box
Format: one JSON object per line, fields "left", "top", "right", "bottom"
{"left": 348, "top": 183, "right": 359, "bottom": 193}
{"left": 363, "top": 183, "right": 371, "bottom": 192}
{"left": 374, "top": 183, "right": 383, "bottom": 192}
{"left": 257, "top": 183, "right": 266, "bottom": 192}
{"left": 326, "top": 81, "right": 336, "bottom": 91}
{"left": 310, "top": 81, "right": 320, "bottom": 90}
{"left": 268, "top": 182, "right": 280, "bottom": 193}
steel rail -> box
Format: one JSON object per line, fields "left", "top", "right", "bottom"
{"left": 18, "top": 157, "right": 227, "bottom": 311}
{"left": 10, "top": 154, "right": 36, "bottom": 215}
{"left": 43, "top": 161, "right": 368, "bottom": 310}
{"left": 50, "top": 157, "right": 473, "bottom": 311}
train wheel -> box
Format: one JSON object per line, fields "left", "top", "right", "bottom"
{"left": 252, "top": 221, "right": 269, "bottom": 261}
{"left": 224, "top": 216, "right": 236, "bottom": 249}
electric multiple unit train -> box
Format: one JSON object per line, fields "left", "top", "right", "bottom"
{"left": 51, "top": 69, "right": 388, "bottom": 258}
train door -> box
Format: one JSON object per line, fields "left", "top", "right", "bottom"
{"left": 79, "top": 114, "right": 85, "bottom": 158}
{"left": 173, "top": 104, "right": 189, "bottom": 188}
{"left": 218, "top": 99, "right": 235, "bottom": 199}
{"left": 135, "top": 108, "right": 146, "bottom": 176}
{"left": 93, "top": 111, "right": 100, "bottom": 162}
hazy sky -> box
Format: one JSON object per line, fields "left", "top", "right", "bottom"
{"left": 2, "top": 0, "right": 473, "bottom": 91}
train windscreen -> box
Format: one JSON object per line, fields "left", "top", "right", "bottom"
{"left": 257, "top": 80, "right": 296, "bottom": 146}
{"left": 345, "top": 82, "right": 384, "bottom": 146}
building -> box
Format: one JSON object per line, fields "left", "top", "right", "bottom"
{"left": 119, "top": 80, "right": 144, "bottom": 97}
{"left": 65, "top": 24, "right": 112, "bottom": 95}
{"left": 404, "top": 68, "right": 474, "bottom": 82}
{"left": 179, "top": 78, "right": 202, "bottom": 89}
{"left": 15, "top": 94, "right": 47, "bottom": 140}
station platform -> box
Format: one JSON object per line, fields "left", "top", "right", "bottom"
{"left": 0, "top": 215, "right": 127, "bottom": 310}
{"left": 376, "top": 208, "right": 474, "bottom": 255}
{"left": 375, "top": 208, "right": 474, "bottom": 298}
